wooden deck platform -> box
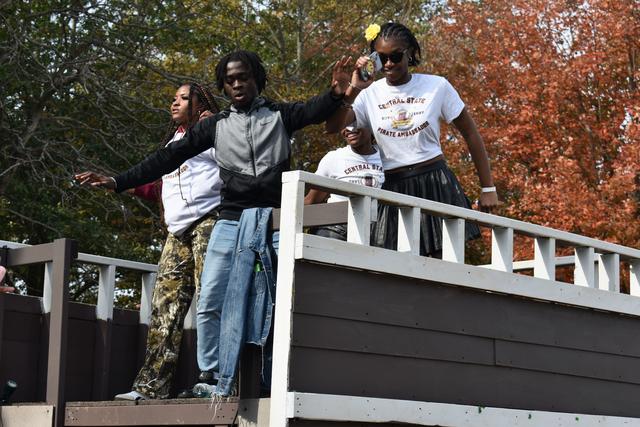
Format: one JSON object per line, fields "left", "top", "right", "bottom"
{"left": 64, "top": 398, "right": 241, "bottom": 426}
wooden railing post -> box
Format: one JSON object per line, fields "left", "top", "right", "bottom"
{"left": 138, "top": 272, "right": 156, "bottom": 366}
{"left": 271, "top": 173, "right": 305, "bottom": 427}
{"left": 347, "top": 196, "right": 371, "bottom": 245}
{"left": 46, "top": 238, "right": 77, "bottom": 427}
{"left": 42, "top": 262, "right": 53, "bottom": 313}
{"left": 39, "top": 261, "right": 54, "bottom": 401}
{"left": 598, "top": 254, "right": 620, "bottom": 293}
{"left": 534, "top": 237, "right": 555, "bottom": 280}
{"left": 442, "top": 219, "right": 465, "bottom": 263}
{"left": 491, "top": 227, "right": 514, "bottom": 273}
{"left": 631, "top": 261, "right": 640, "bottom": 296}
{"left": 398, "top": 207, "right": 421, "bottom": 255}
{"left": 574, "top": 247, "right": 595, "bottom": 288}
{"left": 183, "top": 297, "right": 197, "bottom": 329}
{"left": 93, "top": 264, "right": 116, "bottom": 400}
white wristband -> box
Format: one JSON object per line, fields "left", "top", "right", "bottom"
{"left": 481, "top": 186, "right": 496, "bottom": 193}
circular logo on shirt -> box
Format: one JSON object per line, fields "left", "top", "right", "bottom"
{"left": 391, "top": 108, "right": 414, "bottom": 130}
{"left": 360, "top": 173, "right": 379, "bottom": 187}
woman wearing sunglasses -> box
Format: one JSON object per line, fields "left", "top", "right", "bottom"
{"left": 327, "top": 22, "right": 498, "bottom": 257}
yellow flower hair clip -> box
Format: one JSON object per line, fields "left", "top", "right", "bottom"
{"left": 364, "top": 24, "right": 381, "bottom": 42}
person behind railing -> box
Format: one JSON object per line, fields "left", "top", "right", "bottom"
{"left": 75, "top": 50, "right": 352, "bottom": 398}
{"left": 327, "top": 22, "right": 499, "bottom": 258}
{"left": 75, "top": 82, "right": 222, "bottom": 401}
{"left": 304, "top": 122, "right": 385, "bottom": 241}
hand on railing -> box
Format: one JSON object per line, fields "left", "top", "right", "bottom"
{"left": 74, "top": 171, "right": 116, "bottom": 191}
{"left": 477, "top": 190, "right": 500, "bottom": 213}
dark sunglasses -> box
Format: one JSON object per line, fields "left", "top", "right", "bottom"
{"left": 376, "top": 49, "right": 407, "bottom": 64}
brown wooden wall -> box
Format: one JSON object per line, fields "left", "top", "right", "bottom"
{"left": 289, "top": 260, "right": 640, "bottom": 418}
{"left": 0, "top": 293, "right": 198, "bottom": 403}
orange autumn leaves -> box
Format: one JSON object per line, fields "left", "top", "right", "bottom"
{"left": 426, "top": 0, "right": 640, "bottom": 260}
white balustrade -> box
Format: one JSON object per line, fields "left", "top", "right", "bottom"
{"left": 598, "top": 254, "right": 620, "bottom": 293}
{"left": 398, "top": 207, "right": 421, "bottom": 255}
{"left": 492, "top": 227, "right": 514, "bottom": 273}
{"left": 0, "top": 240, "right": 158, "bottom": 324}
{"left": 3, "top": 168, "right": 640, "bottom": 316}
{"left": 575, "top": 247, "right": 596, "bottom": 288}
{"left": 347, "top": 196, "right": 371, "bottom": 245}
{"left": 442, "top": 218, "right": 466, "bottom": 263}
{"left": 96, "top": 265, "right": 116, "bottom": 321}
{"left": 279, "top": 171, "right": 640, "bottom": 298}
{"left": 631, "top": 261, "right": 640, "bottom": 297}
{"left": 140, "top": 272, "right": 157, "bottom": 326}
{"left": 183, "top": 298, "right": 197, "bottom": 330}
{"left": 534, "top": 237, "right": 555, "bottom": 280}
{"left": 43, "top": 261, "right": 53, "bottom": 314}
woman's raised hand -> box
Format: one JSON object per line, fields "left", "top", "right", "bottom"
{"left": 330, "top": 56, "right": 353, "bottom": 97}
{"left": 342, "top": 55, "right": 375, "bottom": 101}
{"left": 74, "top": 171, "right": 116, "bottom": 190}
{"left": 354, "top": 56, "right": 376, "bottom": 86}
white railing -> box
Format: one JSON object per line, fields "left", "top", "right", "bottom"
{"left": 0, "top": 240, "right": 190, "bottom": 328}
{"left": 270, "top": 171, "right": 640, "bottom": 427}
{"left": 283, "top": 171, "right": 640, "bottom": 296}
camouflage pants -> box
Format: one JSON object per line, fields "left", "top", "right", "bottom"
{"left": 132, "top": 214, "right": 216, "bottom": 399}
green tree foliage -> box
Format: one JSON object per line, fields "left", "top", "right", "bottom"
{"left": 0, "top": 0, "right": 199, "bottom": 301}
{"left": 1, "top": 0, "right": 436, "bottom": 302}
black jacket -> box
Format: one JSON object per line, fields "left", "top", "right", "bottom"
{"left": 115, "top": 90, "right": 342, "bottom": 220}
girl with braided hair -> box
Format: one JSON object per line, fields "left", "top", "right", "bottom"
{"left": 76, "top": 82, "right": 223, "bottom": 400}
{"left": 328, "top": 22, "right": 499, "bottom": 257}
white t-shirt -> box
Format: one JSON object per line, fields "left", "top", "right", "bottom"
{"left": 315, "top": 146, "right": 385, "bottom": 215}
{"left": 353, "top": 74, "right": 465, "bottom": 170}
{"left": 162, "top": 130, "right": 222, "bottom": 236}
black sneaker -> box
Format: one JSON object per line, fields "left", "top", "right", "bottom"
{"left": 198, "top": 371, "right": 216, "bottom": 384}
{"left": 176, "top": 388, "right": 195, "bottom": 399}
{"left": 176, "top": 371, "right": 217, "bottom": 399}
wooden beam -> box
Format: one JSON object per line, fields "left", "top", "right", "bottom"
{"left": 6, "top": 242, "right": 56, "bottom": 266}
{"left": 65, "top": 400, "right": 238, "bottom": 426}
{"left": 46, "top": 238, "right": 78, "bottom": 427}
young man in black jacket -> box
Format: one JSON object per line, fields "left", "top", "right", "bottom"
{"left": 77, "top": 50, "right": 351, "bottom": 396}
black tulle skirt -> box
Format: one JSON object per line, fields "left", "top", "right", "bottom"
{"left": 372, "top": 159, "right": 480, "bottom": 256}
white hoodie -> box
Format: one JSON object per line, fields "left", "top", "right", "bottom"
{"left": 162, "top": 129, "right": 221, "bottom": 235}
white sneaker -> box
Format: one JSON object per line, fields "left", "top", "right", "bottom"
{"left": 114, "top": 390, "right": 148, "bottom": 401}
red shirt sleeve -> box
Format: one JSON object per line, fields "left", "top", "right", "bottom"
{"left": 131, "top": 180, "right": 162, "bottom": 202}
